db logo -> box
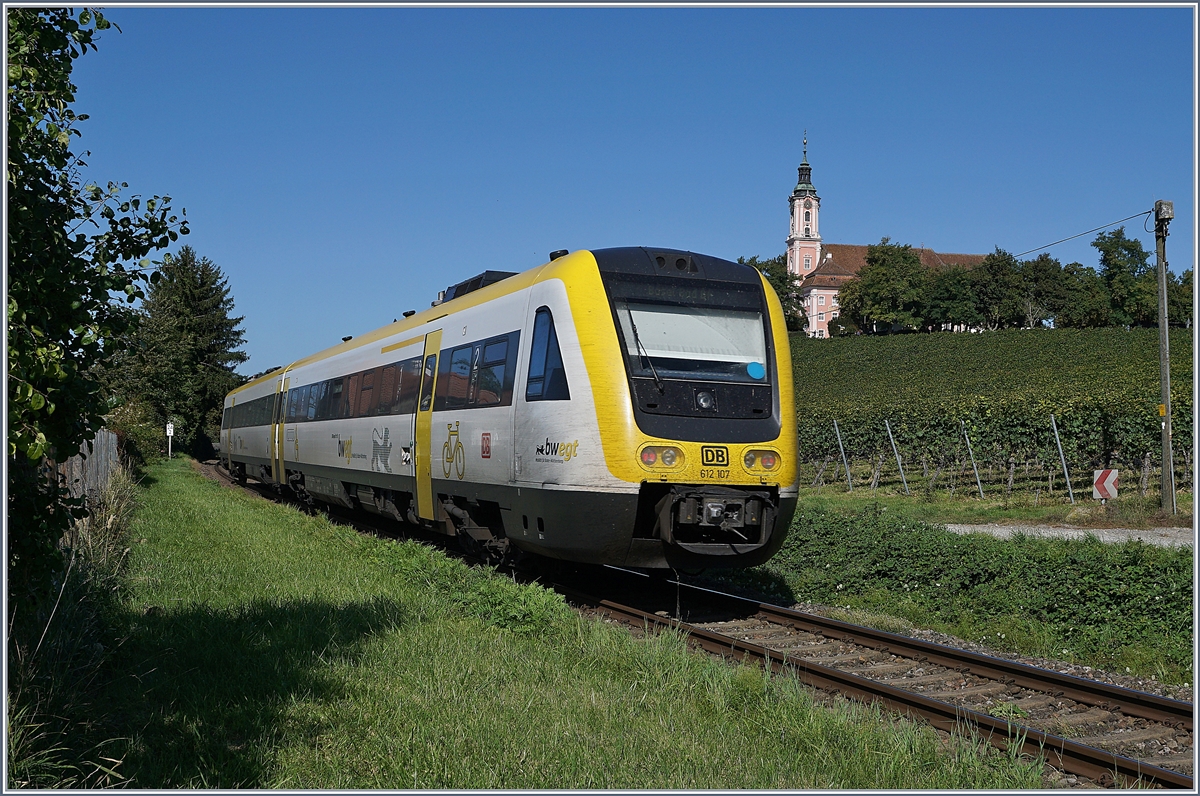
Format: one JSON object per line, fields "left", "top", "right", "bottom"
{"left": 480, "top": 432, "right": 492, "bottom": 459}
{"left": 701, "top": 446, "right": 728, "bottom": 467}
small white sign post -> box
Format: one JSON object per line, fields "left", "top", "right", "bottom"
{"left": 166, "top": 422, "right": 175, "bottom": 458}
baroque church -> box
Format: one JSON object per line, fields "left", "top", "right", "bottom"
{"left": 785, "top": 137, "right": 986, "bottom": 337}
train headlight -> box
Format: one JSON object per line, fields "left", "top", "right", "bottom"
{"left": 638, "top": 445, "right": 684, "bottom": 470}
{"left": 742, "top": 449, "right": 780, "bottom": 472}
{"left": 695, "top": 391, "right": 716, "bottom": 411}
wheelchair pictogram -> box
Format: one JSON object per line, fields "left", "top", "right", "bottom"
{"left": 442, "top": 421, "right": 465, "bottom": 479}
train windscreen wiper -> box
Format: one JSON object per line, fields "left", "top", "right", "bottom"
{"left": 627, "top": 314, "right": 665, "bottom": 394}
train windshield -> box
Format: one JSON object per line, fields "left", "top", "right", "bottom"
{"left": 614, "top": 299, "right": 769, "bottom": 383}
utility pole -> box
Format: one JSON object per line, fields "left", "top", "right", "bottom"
{"left": 1154, "top": 200, "right": 1176, "bottom": 515}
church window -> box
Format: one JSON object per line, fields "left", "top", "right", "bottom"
{"left": 803, "top": 255, "right": 811, "bottom": 270}
{"left": 804, "top": 227, "right": 810, "bottom": 236}
{"left": 818, "top": 312, "right": 825, "bottom": 322}
{"left": 804, "top": 210, "right": 810, "bottom": 223}
{"left": 818, "top": 295, "right": 825, "bottom": 306}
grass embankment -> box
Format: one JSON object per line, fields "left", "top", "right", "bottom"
{"left": 87, "top": 458, "right": 1040, "bottom": 788}
{"left": 721, "top": 506, "right": 1193, "bottom": 684}
{"left": 790, "top": 483, "right": 1193, "bottom": 530}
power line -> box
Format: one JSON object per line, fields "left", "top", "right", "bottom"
{"left": 1014, "top": 211, "right": 1152, "bottom": 258}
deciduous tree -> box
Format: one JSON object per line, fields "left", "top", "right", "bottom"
{"left": 971, "top": 248, "right": 1024, "bottom": 331}
{"left": 7, "top": 8, "right": 188, "bottom": 594}
{"left": 739, "top": 254, "right": 806, "bottom": 332}
{"left": 1017, "top": 253, "right": 1067, "bottom": 329}
{"left": 840, "top": 238, "right": 928, "bottom": 333}
{"left": 926, "top": 264, "right": 982, "bottom": 331}
{"left": 1056, "top": 262, "right": 1111, "bottom": 328}
{"left": 1093, "top": 227, "right": 1156, "bottom": 327}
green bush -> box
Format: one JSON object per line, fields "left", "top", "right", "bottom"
{"left": 106, "top": 399, "right": 166, "bottom": 465}
{"left": 757, "top": 505, "right": 1193, "bottom": 682}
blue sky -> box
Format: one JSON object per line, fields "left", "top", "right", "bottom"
{"left": 69, "top": 6, "right": 1194, "bottom": 375}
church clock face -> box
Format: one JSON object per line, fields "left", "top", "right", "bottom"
{"left": 804, "top": 199, "right": 812, "bottom": 209}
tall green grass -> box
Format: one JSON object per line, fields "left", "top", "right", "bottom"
{"left": 89, "top": 458, "right": 1041, "bottom": 788}
{"left": 7, "top": 467, "right": 140, "bottom": 788}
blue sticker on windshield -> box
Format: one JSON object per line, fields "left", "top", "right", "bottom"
{"left": 746, "top": 362, "right": 765, "bottom": 380}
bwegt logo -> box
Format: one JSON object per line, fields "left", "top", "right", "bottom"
{"left": 535, "top": 438, "right": 579, "bottom": 462}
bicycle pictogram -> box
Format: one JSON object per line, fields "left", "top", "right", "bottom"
{"left": 442, "top": 421, "right": 465, "bottom": 479}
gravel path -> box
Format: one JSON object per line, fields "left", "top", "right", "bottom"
{"left": 943, "top": 522, "right": 1194, "bottom": 548}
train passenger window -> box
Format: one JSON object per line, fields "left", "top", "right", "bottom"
{"left": 377, "top": 365, "right": 398, "bottom": 414}
{"left": 292, "top": 386, "right": 309, "bottom": 422}
{"left": 222, "top": 407, "right": 231, "bottom": 430}
{"left": 307, "top": 382, "right": 323, "bottom": 421}
{"left": 418, "top": 354, "right": 437, "bottom": 411}
{"left": 475, "top": 337, "right": 508, "bottom": 406}
{"left": 396, "top": 357, "right": 422, "bottom": 414}
{"left": 320, "top": 378, "right": 343, "bottom": 420}
{"left": 436, "top": 346, "right": 473, "bottom": 410}
{"left": 526, "top": 307, "right": 570, "bottom": 401}
{"left": 289, "top": 386, "right": 307, "bottom": 422}
{"left": 358, "top": 369, "right": 377, "bottom": 416}
{"left": 346, "top": 374, "right": 361, "bottom": 418}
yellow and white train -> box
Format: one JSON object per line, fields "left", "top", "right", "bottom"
{"left": 219, "top": 247, "right": 798, "bottom": 569}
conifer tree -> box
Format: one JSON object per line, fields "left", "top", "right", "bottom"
{"left": 111, "top": 246, "right": 247, "bottom": 455}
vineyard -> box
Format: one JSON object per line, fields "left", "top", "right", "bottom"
{"left": 790, "top": 328, "right": 1193, "bottom": 502}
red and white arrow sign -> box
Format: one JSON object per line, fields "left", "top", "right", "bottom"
{"left": 1093, "top": 469, "right": 1119, "bottom": 500}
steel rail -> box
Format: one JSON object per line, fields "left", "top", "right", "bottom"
{"left": 677, "top": 580, "right": 1193, "bottom": 730}
{"left": 564, "top": 587, "right": 1193, "bottom": 790}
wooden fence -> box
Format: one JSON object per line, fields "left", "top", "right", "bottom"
{"left": 57, "top": 429, "right": 120, "bottom": 501}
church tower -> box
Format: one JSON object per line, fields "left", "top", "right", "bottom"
{"left": 786, "top": 133, "right": 821, "bottom": 278}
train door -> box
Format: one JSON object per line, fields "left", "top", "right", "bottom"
{"left": 413, "top": 330, "right": 443, "bottom": 520}
{"left": 271, "top": 375, "right": 289, "bottom": 484}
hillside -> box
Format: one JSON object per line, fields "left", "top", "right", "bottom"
{"left": 790, "top": 328, "right": 1192, "bottom": 411}
{"left": 787, "top": 328, "right": 1194, "bottom": 466}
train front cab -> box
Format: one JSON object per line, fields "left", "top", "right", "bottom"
{"left": 528, "top": 247, "right": 799, "bottom": 570}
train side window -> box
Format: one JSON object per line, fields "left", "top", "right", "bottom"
{"left": 357, "top": 369, "right": 377, "bottom": 416}
{"left": 436, "top": 346, "right": 473, "bottom": 410}
{"left": 396, "top": 357, "right": 422, "bottom": 414}
{"left": 296, "top": 386, "right": 310, "bottom": 422}
{"left": 222, "top": 407, "right": 231, "bottom": 430}
{"left": 475, "top": 337, "right": 508, "bottom": 406}
{"left": 418, "top": 354, "right": 437, "bottom": 411}
{"left": 526, "top": 307, "right": 570, "bottom": 401}
{"left": 307, "top": 382, "right": 324, "bottom": 421}
{"left": 345, "top": 373, "right": 361, "bottom": 418}
{"left": 321, "top": 378, "right": 343, "bottom": 420}
{"left": 378, "top": 365, "right": 398, "bottom": 414}
{"left": 286, "top": 389, "right": 299, "bottom": 422}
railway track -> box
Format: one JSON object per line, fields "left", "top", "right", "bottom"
{"left": 557, "top": 571, "right": 1193, "bottom": 790}
{"left": 200, "top": 461, "right": 1194, "bottom": 788}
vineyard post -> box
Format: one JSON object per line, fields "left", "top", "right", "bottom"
{"left": 885, "top": 420, "right": 910, "bottom": 495}
{"left": 833, "top": 419, "right": 853, "bottom": 492}
{"left": 1154, "top": 200, "right": 1177, "bottom": 515}
{"left": 961, "top": 420, "right": 984, "bottom": 500}
{"left": 1050, "top": 414, "right": 1074, "bottom": 505}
